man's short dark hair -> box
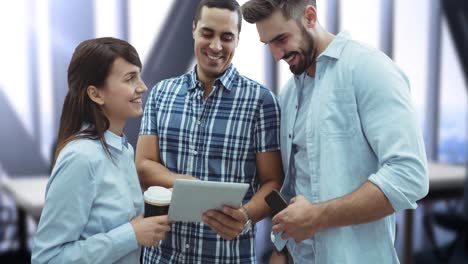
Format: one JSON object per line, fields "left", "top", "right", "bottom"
{"left": 193, "top": 0, "right": 242, "bottom": 33}
{"left": 242, "top": 0, "right": 316, "bottom": 24}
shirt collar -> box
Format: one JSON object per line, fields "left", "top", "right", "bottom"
{"left": 317, "top": 31, "right": 351, "bottom": 61}
{"left": 294, "top": 31, "right": 351, "bottom": 80}
{"left": 80, "top": 123, "right": 128, "bottom": 151}
{"left": 104, "top": 130, "right": 128, "bottom": 151}
{"left": 187, "top": 64, "right": 238, "bottom": 92}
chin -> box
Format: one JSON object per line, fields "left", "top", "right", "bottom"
{"left": 130, "top": 110, "right": 143, "bottom": 118}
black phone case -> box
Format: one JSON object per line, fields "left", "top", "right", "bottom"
{"left": 265, "top": 190, "right": 288, "bottom": 217}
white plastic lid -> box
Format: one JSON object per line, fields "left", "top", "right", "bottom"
{"left": 144, "top": 186, "right": 172, "bottom": 204}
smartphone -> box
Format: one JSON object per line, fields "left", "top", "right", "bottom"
{"left": 265, "top": 190, "right": 288, "bottom": 217}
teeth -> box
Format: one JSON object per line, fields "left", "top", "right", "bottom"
{"left": 131, "top": 99, "right": 142, "bottom": 103}
{"left": 284, "top": 54, "right": 296, "bottom": 64}
{"left": 208, "top": 54, "right": 221, "bottom": 60}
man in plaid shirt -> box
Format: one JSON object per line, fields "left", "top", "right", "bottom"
{"left": 135, "top": 0, "right": 283, "bottom": 263}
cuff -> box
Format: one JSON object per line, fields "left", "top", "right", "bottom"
{"left": 108, "top": 222, "right": 139, "bottom": 255}
{"left": 368, "top": 171, "right": 418, "bottom": 212}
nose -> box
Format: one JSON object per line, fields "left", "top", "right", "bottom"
{"left": 136, "top": 80, "right": 148, "bottom": 94}
{"left": 269, "top": 44, "right": 284, "bottom": 62}
{"left": 209, "top": 37, "right": 222, "bottom": 52}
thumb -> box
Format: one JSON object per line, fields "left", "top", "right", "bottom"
{"left": 289, "top": 197, "right": 297, "bottom": 204}
{"left": 133, "top": 215, "right": 144, "bottom": 220}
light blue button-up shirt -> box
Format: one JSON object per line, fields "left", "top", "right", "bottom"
{"left": 287, "top": 74, "right": 316, "bottom": 263}
{"left": 32, "top": 130, "right": 144, "bottom": 264}
{"left": 275, "top": 32, "right": 429, "bottom": 263}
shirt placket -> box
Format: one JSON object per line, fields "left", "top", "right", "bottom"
{"left": 308, "top": 93, "right": 320, "bottom": 204}
{"left": 308, "top": 65, "right": 327, "bottom": 260}
{"left": 189, "top": 89, "right": 204, "bottom": 174}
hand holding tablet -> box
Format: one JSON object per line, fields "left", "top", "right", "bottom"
{"left": 168, "top": 179, "right": 249, "bottom": 222}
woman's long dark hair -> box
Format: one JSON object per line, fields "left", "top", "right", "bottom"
{"left": 54, "top": 37, "right": 142, "bottom": 165}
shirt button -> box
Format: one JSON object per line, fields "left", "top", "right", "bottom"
{"left": 295, "top": 105, "right": 298, "bottom": 109}
{"left": 193, "top": 150, "right": 198, "bottom": 155}
{"left": 197, "top": 95, "right": 202, "bottom": 100}
{"left": 289, "top": 134, "right": 292, "bottom": 139}
{"left": 293, "top": 145, "right": 299, "bottom": 153}
{"left": 197, "top": 120, "right": 202, "bottom": 125}
{"left": 185, "top": 244, "right": 190, "bottom": 249}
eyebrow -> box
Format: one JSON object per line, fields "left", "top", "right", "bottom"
{"left": 200, "top": 27, "right": 235, "bottom": 37}
{"left": 123, "top": 70, "right": 139, "bottom": 78}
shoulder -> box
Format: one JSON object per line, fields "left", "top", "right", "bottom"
{"left": 49, "top": 138, "right": 104, "bottom": 188}
{"left": 158, "top": 73, "right": 191, "bottom": 88}
{"left": 237, "top": 74, "right": 278, "bottom": 101}
{"left": 339, "top": 42, "right": 411, "bottom": 102}
{"left": 56, "top": 138, "right": 105, "bottom": 168}
{"left": 148, "top": 73, "right": 192, "bottom": 97}
{"left": 342, "top": 40, "right": 398, "bottom": 73}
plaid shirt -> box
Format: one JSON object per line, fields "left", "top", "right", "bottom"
{"left": 140, "top": 64, "right": 280, "bottom": 263}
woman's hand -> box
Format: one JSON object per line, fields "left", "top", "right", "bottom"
{"left": 130, "top": 215, "right": 171, "bottom": 246}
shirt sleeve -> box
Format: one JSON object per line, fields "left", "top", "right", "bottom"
{"left": 140, "top": 83, "right": 161, "bottom": 135}
{"left": 354, "top": 51, "right": 429, "bottom": 212}
{"left": 254, "top": 89, "right": 281, "bottom": 153}
{"left": 31, "top": 149, "right": 139, "bottom": 264}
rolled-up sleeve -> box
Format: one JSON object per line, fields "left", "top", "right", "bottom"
{"left": 354, "top": 51, "right": 429, "bottom": 211}
{"left": 32, "top": 150, "right": 139, "bottom": 264}
{"left": 255, "top": 89, "right": 281, "bottom": 153}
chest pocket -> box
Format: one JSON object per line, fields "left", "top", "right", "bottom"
{"left": 211, "top": 111, "right": 255, "bottom": 152}
{"left": 320, "top": 88, "right": 358, "bottom": 137}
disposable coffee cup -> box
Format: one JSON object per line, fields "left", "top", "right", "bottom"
{"left": 144, "top": 186, "right": 172, "bottom": 217}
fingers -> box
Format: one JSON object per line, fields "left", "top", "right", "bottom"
{"left": 203, "top": 210, "right": 242, "bottom": 231}
{"left": 153, "top": 231, "right": 166, "bottom": 242}
{"left": 272, "top": 209, "right": 287, "bottom": 225}
{"left": 145, "top": 215, "right": 172, "bottom": 236}
{"left": 205, "top": 210, "right": 244, "bottom": 230}
{"left": 149, "top": 220, "right": 170, "bottom": 247}
{"left": 154, "top": 222, "right": 171, "bottom": 233}
{"left": 272, "top": 223, "right": 284, "bottom": 233}
{"left": 281, "top": 231, "right": 291, "bottom": 240}
{"left": 150, "top": 233, "right": 164, "bottom": 247}
{"left": 147, "top": 215, "right": 170, "bottom": 224}
{"left": 222, "top": 206, "right": 245, "bottom": 222}
{"left": 289, "top": 197, "right": 296, "bottom": 204}
{"left": 144, "top": 215, "right": 172, "bottom": 229}
{"left": 203, "top": 211, "right": 243, "bottom": 240}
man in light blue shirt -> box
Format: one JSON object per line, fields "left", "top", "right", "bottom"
{"left": 242, "top": 1, "right": 429, "bottom": 263}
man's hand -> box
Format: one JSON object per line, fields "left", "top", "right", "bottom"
{"left": 272, "top": 195, "right": 325, "bottom": 243}
{"left": 202, "top": 206, "right": 247, "bottom": 240}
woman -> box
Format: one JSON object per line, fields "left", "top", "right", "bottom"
{"left": 32, "top": 37, "right": 170, "bottom": 263}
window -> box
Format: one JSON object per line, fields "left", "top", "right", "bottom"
{"left": 438, "top": 18, "right": 467, "bottom": 164}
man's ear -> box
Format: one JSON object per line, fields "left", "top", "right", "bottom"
{"left": 192, "top": 21, "right": 197, "bottom": 38}
{"left": 87, "top": 85, "right": 105, "bottom": 106}
{"left": 304, "top": 5, "right": 317, "bottom": 28}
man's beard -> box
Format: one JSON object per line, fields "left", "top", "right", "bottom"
{"left": 289, "top": 27, "right": 315, "bottom": 75}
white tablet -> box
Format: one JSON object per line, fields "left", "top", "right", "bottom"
{"left": 168, "top": 179, "right": 249, "bottom": 222}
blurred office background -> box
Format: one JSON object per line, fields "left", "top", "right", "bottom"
{"left": 0, "top": 0, "right": 466, "bottom": 263}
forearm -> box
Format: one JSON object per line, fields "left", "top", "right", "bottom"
{"left": 136, "top": 159, "right": 197, "bottom": 190}
{"left": 319, "top": 181, "right": 394, "bottom": 231}
{"left": 244, "top": 178, "right": 282, "bottom": 224}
